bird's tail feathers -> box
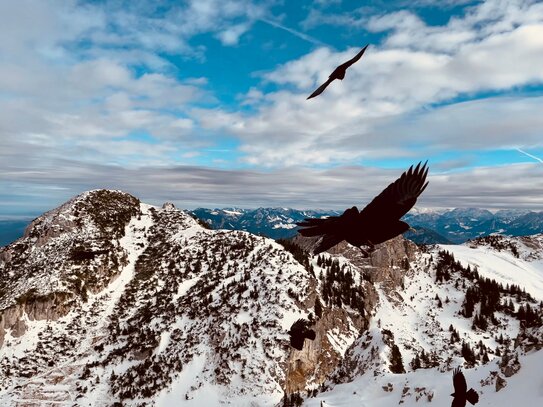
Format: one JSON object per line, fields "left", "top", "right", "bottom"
{"left": 466, "top": 389, "right": 479, "bottom": 405}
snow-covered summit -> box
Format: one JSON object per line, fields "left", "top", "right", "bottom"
{"left": 0, "top": 191, "right": 365, "bottom": 405}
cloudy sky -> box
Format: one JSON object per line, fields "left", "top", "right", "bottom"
{"left": 1, "top": 0, "right": 543, "bottom": 216}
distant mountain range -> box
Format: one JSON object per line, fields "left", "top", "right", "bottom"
{"left": 404, "top": 207, "right": 543, "bottom": 243}
{"left": 190, "top": 207, "right": 341, "bottom": 240}
{"left": 191, "top": 207, "right": 543, "bottom": 244}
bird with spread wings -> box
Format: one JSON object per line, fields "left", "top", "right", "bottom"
{"left": 307, "top": 44, "right": 369, "bottom": 100}
{"left": 451, "top": 367, "right": 479, "bottom": 407}
{"left": 296, "top": 162, "right": 429, "bottom": 256}
{"left": 288, "top": 319, "right": 316, "bottom": 351}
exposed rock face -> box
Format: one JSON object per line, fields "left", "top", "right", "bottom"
{"left": 285, "top": 307, "right": 368, "bottom": 394}
{"left": 281, "top": 236, "right": 420, "bottom": 396}
{"left": 295, "top": 234, "right": 418, "bottom": 308}
{"left": 496, "top": 374, "right": 507, "bottom": 392}
{"left": 501, "top": 354, "right": 522, "bottom": 377}
{"left": 295, "top": 234, "right": 417, "bottom": 285}
{"left": 334, "top": 235, "right": 417, "bottom": 289}
{"left": 0, "top": 292, "right": 74, "bottom": 347}
{"left": 162, "top": 202, "right": 176, "bottom": 211}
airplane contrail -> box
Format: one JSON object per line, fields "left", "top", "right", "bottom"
{"left": 516, "top": 148, "right": 543, "bottom": 164}
{"left": 259, "top": 18, "right": 329, "bottom": 47}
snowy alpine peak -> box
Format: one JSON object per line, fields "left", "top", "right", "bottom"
{"left": 0, "top": 190, "right": 367, "bottom": 406}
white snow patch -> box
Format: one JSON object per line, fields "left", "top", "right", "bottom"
{"left": 303, "top": 351, "right": 543, "bottom": 407}
{"left": 273, "top": 223, "right": 297, "bottom": 229}
{"left": 172, "top": 276, "right": 200, "bottom": 302}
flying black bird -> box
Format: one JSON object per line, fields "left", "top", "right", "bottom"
{"left": 297, "top": 161, "right": 429, "bottom": 256}
{"left": 288, "top": 319, "right": 316, "bottom": 351}
{"left": 307, "top": 44, "right": 369, "bottom": 100}
{"left": 451, "top": 367, "right": 479, "bottom": 407}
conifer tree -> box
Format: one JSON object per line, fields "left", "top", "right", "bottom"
{"left": 389, "top": 345, "right": 406, "bottom": 373}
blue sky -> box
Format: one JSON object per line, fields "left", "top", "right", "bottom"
{"left": 1, "top": 0, "right": 543, "bottom": 215}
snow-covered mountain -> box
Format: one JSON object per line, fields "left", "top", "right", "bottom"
{"left": 1, "top": 191, "right": 542, "bottom": 406}
{"left": 313, "top": 234, "right": 543, "bottom": 406}
{"left": 0, "top": 191, "right": 367, "bottom": 406}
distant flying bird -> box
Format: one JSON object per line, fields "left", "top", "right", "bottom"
{"left": 451, "top": 367, "right": 479, "bottom": 407}
{"left": 307, "top": 44, "right": 369, "bottom": 100}
{"left": 288, "top": 319, "right": 316, "bottom": 351}
{"left": 296, "top": 162, "right": 429, "bottom": 256}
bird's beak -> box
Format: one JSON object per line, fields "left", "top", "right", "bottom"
{"left": 409, "top": 227, "right": 416, "bottom": 233}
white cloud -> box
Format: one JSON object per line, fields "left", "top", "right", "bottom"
{"left": 2, "top": 161, "right": 543, "bottom": 211}
{"left": 217, "top": 23, "right": 251, "bottom": 45}
{"left": 2, "top": 0, "right": 543, "bottom": 212}
{"left": 207, "top": 0, "right": 543, "bottom": 166}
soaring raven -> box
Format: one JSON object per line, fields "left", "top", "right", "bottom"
{"left": 296, "top": 162, "right": 429, "bottom": 255}
{"left": 451, "top": 367, "right": 479, "bottom": 407}
{"left": 307, "top": 44, "right": 369, "bottom": 100}
{"left": 288, "top": 319, "right": 316, "bottom": 351}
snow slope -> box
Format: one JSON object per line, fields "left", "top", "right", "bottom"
{"left": 304, "top": 350, "right": 543, "bottom": 407}
{"left": 315, "top": 238, "right": 543, "bottom": 407}
{"left": 440, "top": 243, "right": 543, "bottom": 301}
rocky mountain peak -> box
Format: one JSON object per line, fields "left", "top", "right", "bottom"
{"left": 161, "top": 202, "right": 176, "bottom": 211}
{"left": 0, "top": 191, "right": 370, "bottom": 405}
{"left": 22, "top": 189, "right": 140, "bottom": 244}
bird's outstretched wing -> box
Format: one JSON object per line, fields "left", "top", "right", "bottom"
{"left": 297, "top": 207, "right": 359, "bottom": 253}
{"left": 453, "top": 367, "right": 467, "bottom": 394}
{"left": 337, "top": 44, "right": 369, "bottom": 70}
{"left": 307, "top": 77, "right": 334, "bottom": 99}
{"left": 358, "top": 161, "right": 429, "bottom": 222}
{"left": 288, "top": 319, "right": 315, "bottom": 350}
{"left": 290, "top": 319, "right": 307, "bottom": 332}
